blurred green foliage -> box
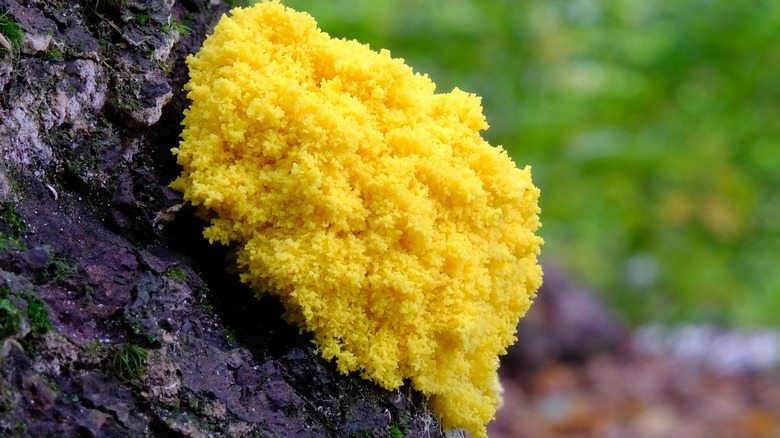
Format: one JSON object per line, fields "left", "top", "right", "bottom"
{"left": 267, "top": 0, "right": 779, "bottom": 327}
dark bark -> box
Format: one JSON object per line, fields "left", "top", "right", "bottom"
{"left": 0, "top": 0, "right": 444, "bottom": 436}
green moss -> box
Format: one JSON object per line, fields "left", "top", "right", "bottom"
{"left": 0, "top": 233, "right": 25, "bottom": 251}
{"left": 185, "top": 394, "right": 201, "bottom": 411}
{"left": 387, "top": 413, "right": 411, "bottom": 438}
{"left": 163, "top": 16, "right": 191, "bottom": 36}
{"left": 46, "top": 47, "right": 63, "bottom": 60}
{"left": 83, "top": 285, "right": 96, "bottom": 300}
{"left": 45, "top": 379, "right": 61, "bottom": 392}
{"left": 67, "top": 153, "right": 98, "bottom": 176}
{"left": 135, "top": 13, "right": 149, "bottom": 25}
{"left": 165, "top": 267, "right": 186, "bottom": 280}
{"left": 9, "top": 421, "right": 27, "bottom": 436}
{"left": 81, "top": 340, "right": 109, "bottom": 363}
{"left": 50, "top": 257, "right": 76, "bottom": 281}
{"left": 111, "top": 344, "right": 148, "bottom": 381}
{"left": 115, "top": 81, "right": 140, "bottom": 111}
{"left": 23, "top": 293, "right": 51, "bottom": 334}
{"left": 199, "top": 296, "right": 214, "bottom": 314}
{"left": 0, "top": 380, "right": 19, "bottom": 412}
{"left": 0, "top": 299, "right": 22, "bottom": 339}
{"left": 0, "top": 10, "right": 23, "bottom": 53}
{"left": 0, "top": 204, "right": 25, "bottom": 236}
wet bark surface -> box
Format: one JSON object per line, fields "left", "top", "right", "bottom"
{"left": 0, "top": 1, "right": 443, "bottom": 436}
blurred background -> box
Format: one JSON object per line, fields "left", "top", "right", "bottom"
{"left": 243, "top": 1, "right": 780, "bottom": 436}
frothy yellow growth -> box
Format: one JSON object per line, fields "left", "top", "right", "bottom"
{"left": 171, "top": 2, "right": 542, "bottom": 436}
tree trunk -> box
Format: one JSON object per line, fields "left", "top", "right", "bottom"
{"left": 0, "top": 0, "right": 443, "bottom": 436}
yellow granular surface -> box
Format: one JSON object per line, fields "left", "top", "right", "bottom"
{"left": 171, "top": 2, "right": 542, "bottom": 436}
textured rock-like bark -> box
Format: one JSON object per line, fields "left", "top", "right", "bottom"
{"left": 0, "top": 1, "right": 444, "bottom": 436}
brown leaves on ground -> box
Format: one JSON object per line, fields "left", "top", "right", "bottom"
{"left": 490, "top": 267, "right": 780, "bottom": 438}
{"left": 491, "top": 344, "right": 780, "bottom": 438}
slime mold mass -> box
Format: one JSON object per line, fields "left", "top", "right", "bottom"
{"left": 171, "top": 2, "right": 543, "bottom": 436}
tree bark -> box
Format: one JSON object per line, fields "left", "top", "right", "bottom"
{"left": 0, "top": 0, "right": 443, "bottom": 436}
